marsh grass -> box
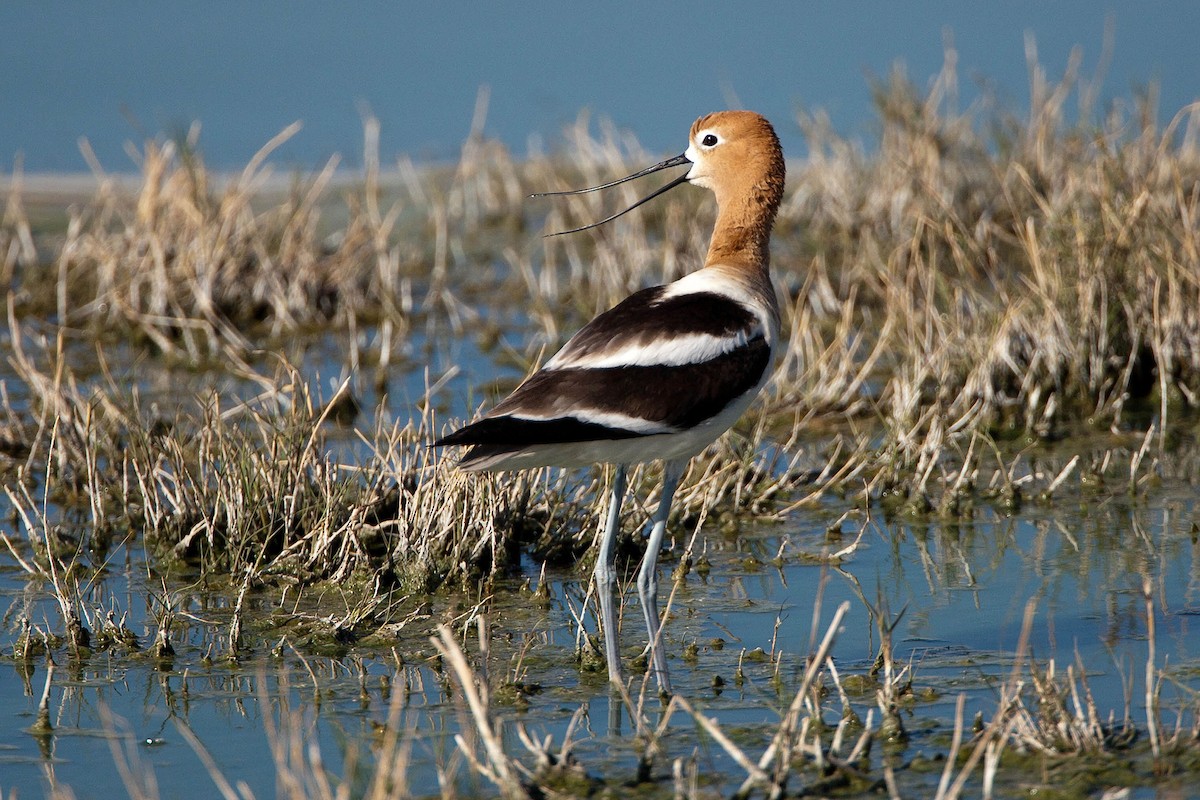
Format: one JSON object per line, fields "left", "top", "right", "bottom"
{"left": 7, "top": 51, "right": 1200, "bottom": 472}
{"left": 5, "top": 54, "right": 1200, "bottom": 798}
{"left": 72, "top": 586, "right": 1197, "bottom": 800}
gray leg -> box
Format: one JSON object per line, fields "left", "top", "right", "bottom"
{"left": 594, "top": 464, "right": 628, "bottom": 688}
{"left": 637, "top": 458, "right": 684, "bottom": 695}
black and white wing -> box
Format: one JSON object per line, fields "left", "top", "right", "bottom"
{"left": 434, "top": 284, "right": 772, "bottom": 470}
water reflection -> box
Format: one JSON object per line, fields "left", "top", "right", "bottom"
{"left": 2, "top": 334, "right": 1199, "bottom": 794}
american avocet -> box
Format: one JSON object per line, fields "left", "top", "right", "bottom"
{"left": 436, "top": 111, "right": 784, "bottom": 693}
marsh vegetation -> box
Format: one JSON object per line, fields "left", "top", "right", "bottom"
{"left": 3, "top": 57, "right": 1200, "bottom": 798}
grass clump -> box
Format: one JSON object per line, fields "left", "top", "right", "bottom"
{"left": 777, "top": 53, "right": 1200, "bottom": 458}
{"left": 7, "top": 52, "right": 1200, "bottom": 473}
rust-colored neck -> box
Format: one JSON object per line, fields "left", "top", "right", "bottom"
{"left": 704, "top": 190, "right": 780, "bottom": 272}
{"left": 703, "top": 158, "right": 785, "bottom": 275}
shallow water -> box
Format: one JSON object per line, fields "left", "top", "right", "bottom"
{"left": 3, "top": 505, "right": 1193, "bottom": 797}
{"left": 2, "top": 313, "right": 1199, "bottom": 798}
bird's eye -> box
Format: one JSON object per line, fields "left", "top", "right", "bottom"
{"left": 702, "top": 134, "right": 719, "bottom": 147}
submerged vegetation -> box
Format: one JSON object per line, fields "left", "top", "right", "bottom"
{"left": 3, "top": 56, "right": 1200, "bottom": 797}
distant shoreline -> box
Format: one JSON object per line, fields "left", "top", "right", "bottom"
{"left": 0, "top": 168, "right": 421, "bottom": 204}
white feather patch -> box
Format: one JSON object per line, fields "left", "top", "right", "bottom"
{"left": 508, "top": 410, "right": 677, "bottom": 435}
{"left": 546, "top": 328, "right": 757, "bottom": 370}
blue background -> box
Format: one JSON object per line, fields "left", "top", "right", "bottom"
{"left": 2, "top": 2, "right": 1198, "bottom": 170}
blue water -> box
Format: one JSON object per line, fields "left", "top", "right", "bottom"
{"left": 1, "top": 333, "right": 1197, "bottom": 796}
{"left": 2, "top": 481, "right": 1194, "bottom": 797}
{"left": 3, "top": 3, "right": 1199, "bottom": 172}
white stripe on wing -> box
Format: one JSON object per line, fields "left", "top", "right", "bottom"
{"left": 507, "top": 409, "right": 679, "bottom": 435}
{"left": 546, "top": 327, "right": 758, "bottom": 370}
